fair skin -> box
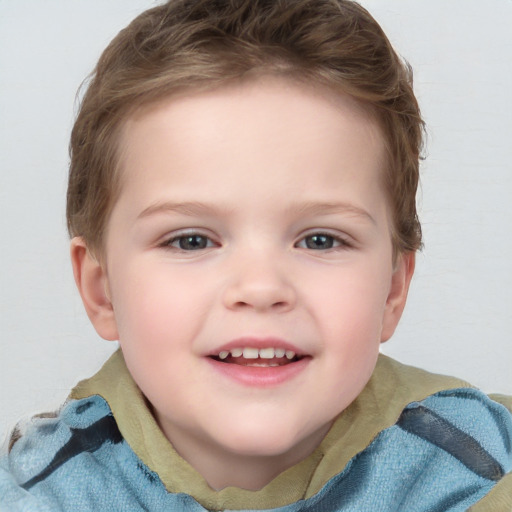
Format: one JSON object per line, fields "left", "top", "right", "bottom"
{"left": 71, "top": 77, "right": 414, "bottom": 490}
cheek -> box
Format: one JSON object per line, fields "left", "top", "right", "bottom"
{"left": 309, "top": 265, "right": 390, "bottom": 333}
{"left": 110, "top": 261, "right": 194, "bottom": 344}
{"left": 110, "top": 260, "right": 223, "bottom": 367}
{"left": 109, "top": 265, "right": 200, "bottom": 393}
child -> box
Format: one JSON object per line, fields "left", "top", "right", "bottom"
{"left": 1, "top": 0, "right": 511, "bottom": 510}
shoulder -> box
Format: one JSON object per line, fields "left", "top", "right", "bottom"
{"left": 390, "top": 388, "right": 512, "bottom": 511}
{"left": 380, "top": 356, "right": 512, "bottom": 504}
{"left": 0, "top": 396, "right": 173, "bottom": 511}
{"left": 1, "top": 397, "right": 119, "bottom": 493}
{"left": 311, "top": 358, "right": 512, "bottom": 511}
{"left": 5, "top": 396, "right": 120, "bottom": 470}
{"left": 397, "top": 388, "right": 512, "bottom": 481}
{"left": 375, "top": 355, "right": 512, "bottom": 472}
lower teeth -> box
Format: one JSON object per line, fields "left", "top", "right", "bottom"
{"left": 246, "top": 362, "right": 281, "bottom": 367}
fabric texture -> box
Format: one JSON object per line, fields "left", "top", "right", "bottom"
{"left": 1, "top": 350, "right": 511, "bottom": 511}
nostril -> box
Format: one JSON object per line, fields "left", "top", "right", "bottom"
{"left": 233, "top": 301, "right": 251, "bottom": 309}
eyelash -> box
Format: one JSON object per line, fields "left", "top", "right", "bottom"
{"left": 160, "top": 233, "right": 217, "bottom": 251}
{"left": 295, "top": 233, "right": 352, "bottom": 251}
{"left": 159, "top": 231, "right": 351, "bottom": 252}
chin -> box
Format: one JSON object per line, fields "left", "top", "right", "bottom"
{"left": 217, "top": 421, "right": 328, "bottom": 459}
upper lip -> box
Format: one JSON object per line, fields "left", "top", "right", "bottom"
{"left": 207, "top": 337, "right": 306, "bottom": 357}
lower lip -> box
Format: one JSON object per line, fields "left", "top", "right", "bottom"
{"left": 206, "top": 357, "right": 310, "bottom": 387}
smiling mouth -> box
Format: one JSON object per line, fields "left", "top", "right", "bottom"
{"left": 210, "top": 347, "right": 304, "bottom": 367}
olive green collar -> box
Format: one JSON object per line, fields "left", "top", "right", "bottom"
{"left": 70, "top": 349, "right": 468, "bottom": 510}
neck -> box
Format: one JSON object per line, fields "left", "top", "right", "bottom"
{"left": 157, "top": 420, "right": 331, "bottom": 491}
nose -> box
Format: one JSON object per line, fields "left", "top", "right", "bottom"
{"left": 222, "top": 250, "right": 297, "bottom": 313}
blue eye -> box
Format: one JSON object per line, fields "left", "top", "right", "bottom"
{"left": 304, "top": 234, "right": 335, "bottom": 250}
{"left": 297, "top": 233, "right": 348, "bottom": 250}
{"left": 167, "top": 234, "right": 213, "bottom": 251}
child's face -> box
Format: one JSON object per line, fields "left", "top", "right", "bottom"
{"left": 82, "top": 77, "right": 413, "bottom": 487}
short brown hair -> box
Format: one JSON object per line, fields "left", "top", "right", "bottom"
{"left": 67, "top": 0, "right": 424, "bottom": 257}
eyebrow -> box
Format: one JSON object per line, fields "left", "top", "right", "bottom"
{"left": 290, "top": 201, "right": 376, "bottom": 225}
{"left": 137, "top": 200, "right": 375, "bottom": 224}
{"left": 137, "top": 201, "right": 232, "bottom": 219}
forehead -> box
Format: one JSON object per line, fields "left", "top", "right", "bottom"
{"left": 113, "top": 77, "right": 387, "bottom": 218}
{"left": 119, "top": 78, "right": 384, "bottom": 172}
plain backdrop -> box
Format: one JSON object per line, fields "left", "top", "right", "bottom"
{"left": 1, "top": 0, "right": 511, "bottom": 440}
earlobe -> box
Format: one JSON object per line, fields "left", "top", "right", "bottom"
{"left": 380, "top": 251, "right": 415, "bottom": 343}
{"left": 70, "top": 237, "right": 119, "bottom": 341}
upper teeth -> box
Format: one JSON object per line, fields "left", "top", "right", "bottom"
{"left": 217, "top": 348, "right": 296, "bottom": 360}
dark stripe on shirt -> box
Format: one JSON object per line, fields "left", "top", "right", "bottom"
{"left": 21, "top": 414, "right": 123, "bottom": 490}
{"left": 397, "top": 405, "right": 504, "bottom": 481}
{"left": 439, "top": 389, "right": 512, "bottom": 453}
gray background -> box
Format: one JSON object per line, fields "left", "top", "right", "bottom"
{"left": 1, "top": 0, "right": 511, "bottom": 439}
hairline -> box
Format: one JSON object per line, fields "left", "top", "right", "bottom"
{"left": 89, "top": 71, "right": 399, "bottom": 262}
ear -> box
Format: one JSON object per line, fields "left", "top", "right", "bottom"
{"left": 380, "top": 251, "right": 415, "bottom": 343}
{"left": 70, "top": 237, "right": 119, "bottom": 341}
